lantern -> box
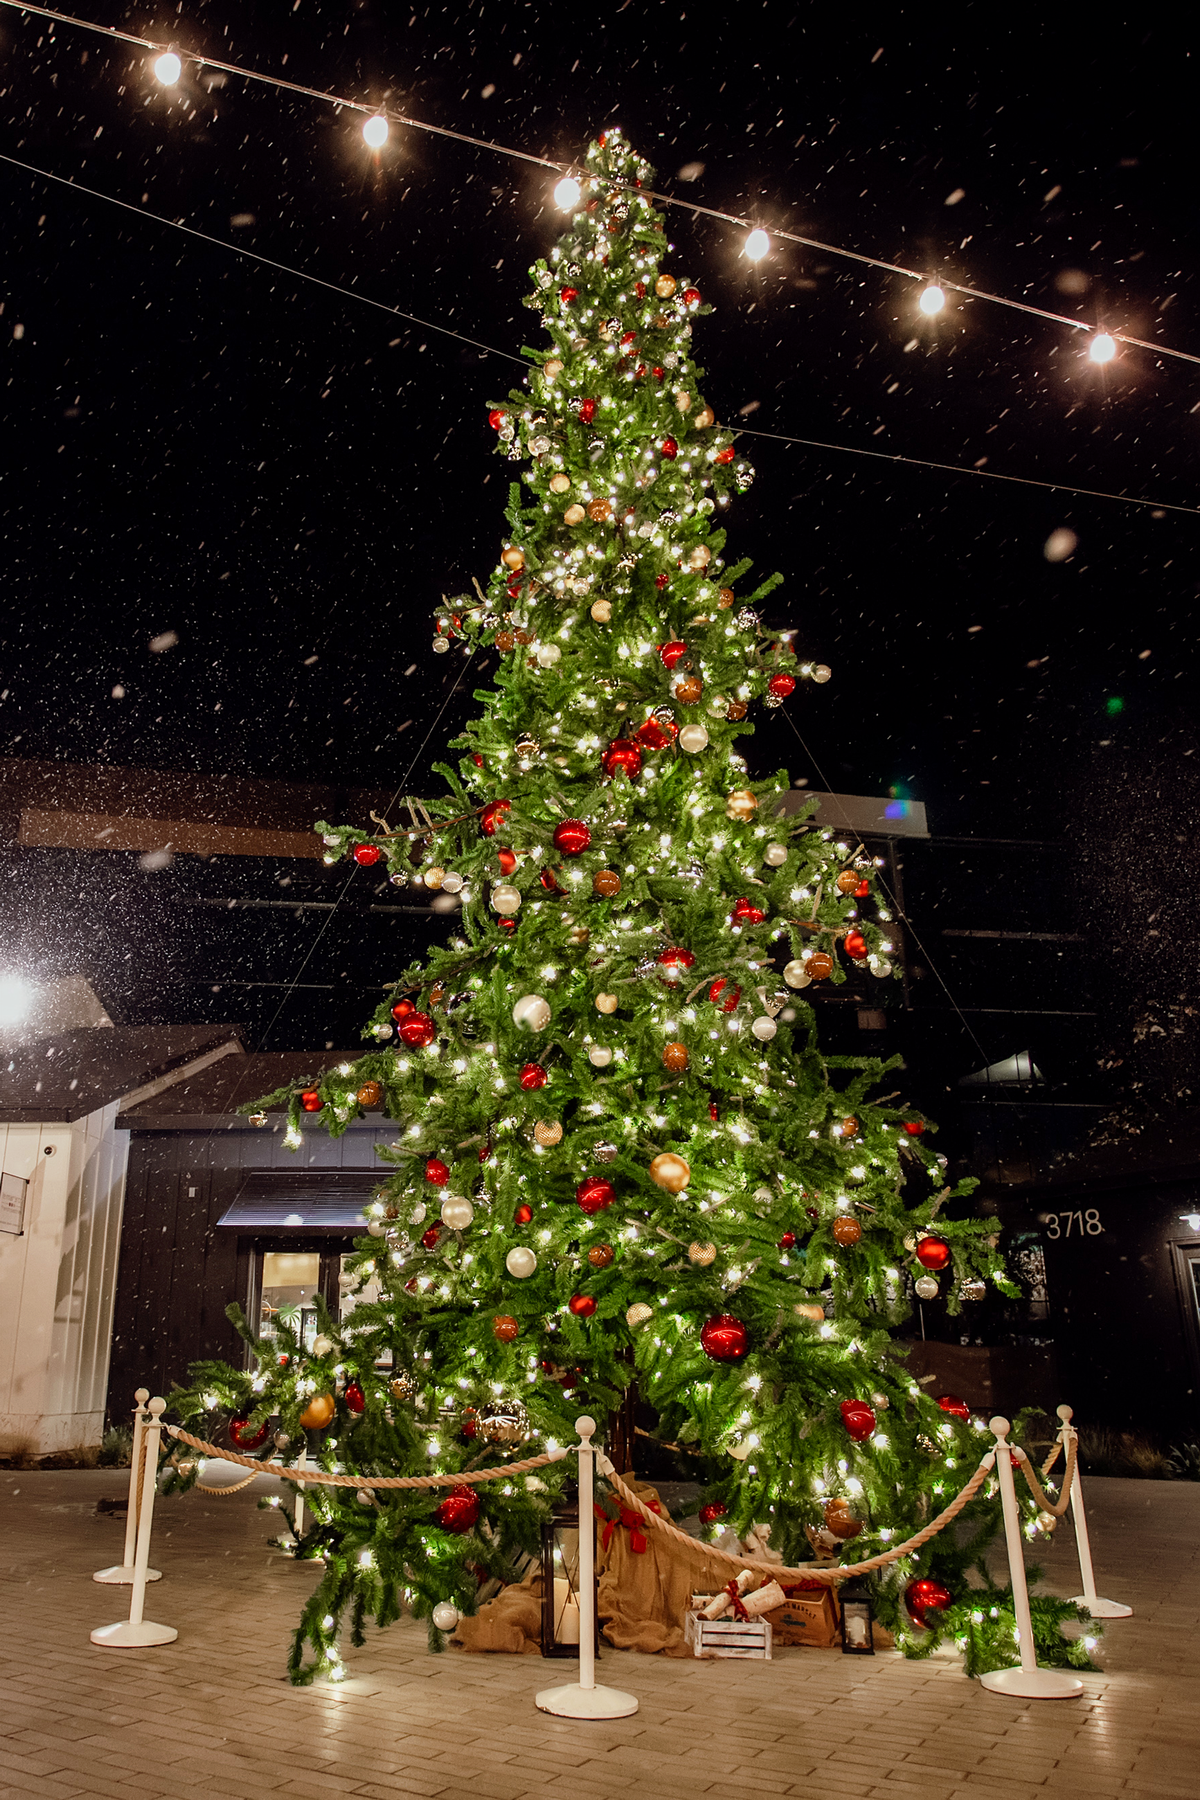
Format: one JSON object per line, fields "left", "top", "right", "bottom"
{"left": 540, "top": 1501, "right": 596, "bottom": 1659}
{"left": 839, "top": 1579, "right": 875, "bottom": 1655}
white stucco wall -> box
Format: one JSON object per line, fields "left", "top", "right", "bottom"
{"left": 0, "top": 1104, "right": 129, "bottom": 1454}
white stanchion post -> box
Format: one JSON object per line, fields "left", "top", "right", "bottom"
{"left": 94, "top": 1388, "right": 163, "bottom": 1586}
{"left": 1057, "top": 1404, "right": 1133, "bottom": 1619}
{"left": 979, "top": 1417, "right": 1081, "bottom": 1699}
{"left": 535, "top": 1416, "right": 638, "bottom": 1719}
{"left": 91, "top": 1398, "right": 178, "bottom": 1648}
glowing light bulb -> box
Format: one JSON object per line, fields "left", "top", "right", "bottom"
{"left": 363, "top": 114, "right": 389, "bottom": 149}
{"left": 554, "top": 176, "right": 582, "bottom": 210}
{"left": 744, "top": 228, "right": 770, "bottom": 262}
{"left": 919, "top": 284, "right": 945, "bottom": 315}
{"left": 1089, "top": 332, "right": 1116, "bottom": 363}
{"left": 153, "top": 52, "right": 182, "bottom": 85}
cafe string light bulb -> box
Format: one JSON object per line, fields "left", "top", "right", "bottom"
{"left": 362, "top": 114, "right": 389, "bottom": 148}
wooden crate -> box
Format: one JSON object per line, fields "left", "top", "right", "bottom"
{"left": 683, "top": 1608, "right": 773, "bottom": 1660}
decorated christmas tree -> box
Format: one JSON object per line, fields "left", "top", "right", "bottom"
{"left": 176, "top": 130, "right": 1094, "bottom": 1685}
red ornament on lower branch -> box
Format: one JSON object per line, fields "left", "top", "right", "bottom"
{"left": 904, "top": 1577, "right": 953, "bottom": 1629}
{"left": 576, "top": 1175, "right": 616, "bottom": 1216}
{"left": 839, "top": 1399, "right": 877, "bottom": 1442}
{"left": 299, "top": 1090, "right": 323, "bottom": 1113}
{"left": 229, "top": 1415, "right": 269, "bottom": 1451}
{"left": 568, "top": 1294, "right": 597, "bottom": 1317}
{"left": 699, "top": 1314, "right": 750, "bottom": 1362}
{"left": 425, "top": 1157, "right": 449, "bottom": 1184}
{"left": 935, "top": 1393, "right": 971, "bottom": 1421}
{"left": 519, "top": 1062, "right": 547, "bottom": 1091}
{"left": 436, "top": 1485, "right": 481, "bottom": 1534}
{"left": 343, "top": 1381, "right": 365, "bottom": 1416}
{"left": 730, "top": 897, "right": 766, "bottom": 927}
{"left": 602, "top": 737, "right": 642, "bottom": 780}
{"left": 353, "top": 843, "right": 382, "bottom": 866}
{"left": 553, "top": 818, "right": 592, "bottom": 855}
{"left": 916, "top": 1235, "right": 952, "bottom": 1271}
{"left": 698, "top": 1500, "right": 727, "bottom": 1525}
{"left": 399, "top": 1012, "right": 436, "bottom": 1048}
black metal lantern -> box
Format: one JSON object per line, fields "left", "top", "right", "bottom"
{"left": 839, "top": 1579, "right": 875, "bottom": 1654}
{"left": 540, "top": 1502, "right": 592, "bottom": 1658}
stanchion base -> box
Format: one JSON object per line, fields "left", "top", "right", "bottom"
{"left": 90, "top": 1619, "right": 178, "bottom": 1648}
{"left": 535, "top": 1681, "right": 639, "bottom": 1719}
{"left": 1071, "top": 1594, "right": 1133, "bottom": 1619}
{"left": 93, "top": 1565, "right": 162, "bottom": 1585}
{"left": 980, "top": 1665, "right": 1083, "bottom": 1699}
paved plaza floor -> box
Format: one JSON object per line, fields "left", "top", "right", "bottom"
{"left": 1, "top": 1466, "right": 1197, "bottom": 1800}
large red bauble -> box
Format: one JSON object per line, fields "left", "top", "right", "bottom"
{"left": 520, "top": 1062, "right": 547, "bottom": 1090}
{"left": 698, "top": 1500, "right": 727, "bottom": 1525}
{"left": 493, "top": 1315, "right": 520, "bottom": 1342}
{"left": 488, "top": 408, "right": 506, "bottom": 431}
{"left": 576, "top": 1175, "right": 616, "bottom": 1216}
{"left": 637, "top": 717, "right": 676, "bottom": 751}
{"left": 683, "top": 287, "right": 702, "bottom": 306}
{"left": 661, "top": 437, "right": 678, "bottom": 460}
{"left": 399, "top": 1012, "right": 436, "bottom": 1048}
{"left": 935, "top": 1393, "right": 971, "bottom": 1422}
{"left": 839, "top": 1399, "right": 878, "bottom": 1442}
{"left": 436, "top": 1485, "right": 481, "bottom": 1534}
{"left": 916, "top": 1235, "right": 952, "bottom": 1271}
{"left": 602, "top": 737, "right": 642, "bottom": 780}
{"left": 421, "top": 1225, "right": 442, "bottom": 1250}
{"left": 844, "top": 930, "right": 869, "bottom": 961}
{"left": 903, "top": 1120, "right": 925, "bottom": 1137}
{"left": 568, "top": 1294, "right": 597, "bottom": 1317}
{"left": 553, "top": 818, "right": 591, "bottom": 855}
{"left": 708, "top": 977, "right": 741, "bottom": 1012}
{"left": 353, "top": 843, "right": 382, "bottom": 866}
{"left": 905, "top": 1577, "right": 953, "bottom": 1629}
{"left": 299, "top": 1089, "right": 323, "bottom": 1113}
{"left": 480, "top": 798, "right": 511, "bottom": 836}
{"left": 730, "top": 897, "right": 766, "bottom": 926}
{"left": 514, "top": 1203, "right": 533, "bottom": 1225}
{"left": 497, "top": 847, "right": 517, "bottom": 875}
{"left": 229, "top": 1415, "right": 269, "bottom": 1451}
{"left": 539, "top": 866, "right": 565, "bottom": 894}
{"left": 768, "top": 672, "right": 796, "bottom": 698}
{"left": 715, "top": 445, "right": 736, "bottom": 464}
{"left": 425, "top": 1157, "right": 449, "bottom": 1184}
{"left": 391, "top": 997, "right": 415, "bottom": 1020}
{"left": 343, "top": 1381, "right": 366, "bottom": 1416}
{"left": 578, "top": 398, "right": 596, "bottom": 423}
{"left": 659, "top": 641, "right": 689, "bottom": 669}
{"left": 560, "top": 285, "right": 578, "bottom": 304}
{"left": 700, "top": 1315, "right": 750, "bottom": 1362}
{"left": 657, "top": 947, "right": 696, "bottom": 977}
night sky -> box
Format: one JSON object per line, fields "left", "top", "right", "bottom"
{"left": 0, "top": 4, "right": 1194, "bottom": 1104}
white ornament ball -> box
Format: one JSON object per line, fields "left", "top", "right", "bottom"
{"left": 440, "top": 1197, "right": 474, "bottom": 1231}
{"left": 871, "top": 959, "right": 893, "bottom": 979}
{"left": 764, "top": 843, "right": 788, "bottom": 867}
{"left": 312, "top": 1336, "right": 334, "bottom": 1357}
{"left": 678, "top": 723, "right": 709, "bottom": 753}
{"left": 431, "top": 1601, "right": 460, "bottom": 1632}
{"left": 368, "top": 1219, "right": 387, "bottom": 1237}
{"left": 812, "top": 663, "right": 832, "bottom": 684}
{"left": 536, "top": 642, "right": 562, "bottom": 668}
{"left": 512, "top": 994, "right": 551, "bottom": 1031}
{"left": 441, "top": 872, "right": 464, "bottom": 894}
{"left": 411, "top": 1203, "right": 427, "bottom": 1224}
{"left": 753, "top": 1186, "right": 774, "bottom": 1206}
{"left": 432, "top": 636, "right": 451, "bottom": 655}
{"left": 373, "top": 1022, "right": 394, "bottom": 1039}
{"left": 914, "top": 1275, "right": 939, "bottom": 1300}
{"left": 783, "top": 960, "right": 812, "bottom": 989}
{"left": 505, "top": 1246, "right": 538, "bottom": 1279}
{"left": 492, "top": 884, "right": 522, "bottom": 915}
{"left": 590, "top": 599, "right": 612, "bottom": 623}
{"left": 751, "top": 1016, "right": 777, "bottom": 1042}
{"left": 589, "top": 1045, "right": 614, "bottom": 1067}
{"left": 625, "top": 1302, "right": 653, "bottom": 1329}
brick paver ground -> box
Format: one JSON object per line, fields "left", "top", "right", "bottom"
{"left": 1, "top": 1466, "right": 1196, "bottom": 1800}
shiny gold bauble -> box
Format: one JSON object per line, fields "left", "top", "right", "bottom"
{"left": 794, "top": 1302, "right": 826, "bottom": 1322}
{"left": 717, "top": 587, "right": 735, "bottom": 609}
{"left": 626, "top": 1302, "right": 653, "bottom": 1328}
{"left": 564, "top": 503, "right": 586, "bottom": 525}
{"left": 806, "top": 951, "right": 835, "bottom": 981}
{"left": 836, "top": 870, "right": 859, "bottom": 894}
{"left": 832, "top": 1216, "right": 863, "bottom": 1246}
{"left": 655, "top": 274, "right": 678, "bottom": 299}
{"left": 495, "top": 630, "right": 515, "bottom": 653}
{"left": 568, "top": 924, "right": 590, "bottom": 945}
{"left": 588, "top": 1243, "right": 614, "bottom": 1269}
{"left": 593, "top": 869, "right": 622, "bottom": 898}
{"left": 388, "top": 1372, "right": 417, "bottom": 1403}
{"left": 674, "top": 390, "right": 692, "bottom": 412}
{"left": 298, "top": 1393, "right": 336, "bottom": 1431}
{"left": 492, "top": 1316, "right": 520, "bottom": 1343}
{"left": 841, "top": 1116, "right": 859, "bottom": 1137}
{"left": 586, "top": 497, "right": 613, "bottom": 523}
{"left": 424, "top": 867, "right": 445, "bottom": 891}
{"left": 590, "top": 599, "right": 612, "bottom": 623}
{"left": 725, "top": 701, "right": 748, "bottom": 722}
{"left": 478, "top": 1399, "right": 529, "bottom": 1445}
{"left": 688, "top": 1241, "right": 717, "bottom": 1266}
{"left": 663, "top": 1041, "right": 690, "bottom": 1073}
{"left": 823, "top": 1498, "right": 864, "bottom": 1540}
{"left": 694, "top": 406, "right": 715, "bottom": 429}
{"left": 533, "top": 1119, "right": 563, "bottom": 1147}
{"left": 500, "top": 546, "right": 525, "bottom": 571}
{"left": 356, "top": 1080, "right": 383, "bottom": 1109}
{"left": 544, "top": 359, "right": 564, "bottom": 378}
{"left": 595, "top": 992, "right": 619, "bottom": 1014}
{"left": 674, "top": 675, "right": 703, "bottom": 704}
{"left": 515, "top": 734, "right": 541, "bottom": 761}
{"left": 726, "top": 789, "right": 758, "bottom": 821}
{"left": 549, "top": 471, "right": 570, "bottom": 492}
{"left": 649, "top": 1152, "right": 690, "bottom": 1193}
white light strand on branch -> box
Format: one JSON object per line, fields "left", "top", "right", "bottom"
{"left": 2, "top": 0, "right": 1197, "bottom": 372}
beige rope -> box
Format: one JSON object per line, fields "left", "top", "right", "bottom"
{"left": 166, "top": 1423, "right": 559, "bottom": 1490}
{"left": 1012, "top": 1433, "right": 1077, "bottom": 1518}
{"left": 601, "top": 1456, "right": 994, "bottom": 1586}
{"left": 1041, "top": 1438, "right": 1063, "bottom": 1478}
{"left": 132, "top": 1428, "right": 149, "bottom": 1529}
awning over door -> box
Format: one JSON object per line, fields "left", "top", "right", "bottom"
{"left": 217, "top": 1169, "right": 382, "bottom": 1232}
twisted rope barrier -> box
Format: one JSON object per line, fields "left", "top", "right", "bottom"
{"left": 166, "top": 1423, "right": 564, "bottom": 1488}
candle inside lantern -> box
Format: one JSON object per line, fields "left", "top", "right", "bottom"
{"left": 553, "top": 1576, "right": 581, "bottom": 1644}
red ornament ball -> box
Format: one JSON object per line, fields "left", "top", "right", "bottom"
{"left": 343, "top": 1381, "right": 366, "bottom": 1416}
{"left": 657, "top": 946, "right": 696, "bottom": 977}
{"left": 935, "top": 1393, "right": 971, "bottom": 1422}
{"left": 661, "top": 437, "right": 678, "bottom": 460}
{"left": 636, "top": 716, "right": 676, "bottom": 751}
{"left": 903, "top": 1120, "right": 926, "bottom": 1136}
{"left": 497, "top": 917, "right": 517, "bottom": 934}
{"left": 652, "top": 365, "right": 665, "bottom": 382}
{"left": 353, "top": 843, "right": 383, "bottom": 866}
{"left": 391, "top": 998, "right": 415, "bottom": 1021}
{"left": 559, "top": 286, "right": 579, "bottom": 304}
{"left": 715, "top": 445, "right": 736, "bottom": 464}
{"left": 778, "top": 1231, "right": 796, "bottom": 1251}
{"left": 493, "top": 1315, "right": 520, "bottom": 1343}
{"left": 540, "top": 865, "right": 565, "bottom": 893}
{"left": 553, "top": 818, "right": 592, "bottom": 855}
{"left": 578, "top": 398, "right": 596, "bottom": 424}
{"left": 682, "top": 287, "right": 702, "bottom": 306}
{"left": 425, "top": 1157, "right": 449, "bottom": 1184}
{"left": 399, "top": 1012, "right": 436, "bottom": 1048}
{"left": 602, "top": 737, "right": 642, "bottom": 780}
{"left": 299, "top": 1089, "right": 323, "bottom": 1113}
{"left": 229, "top": 1415, "right": 269, "bottom": 1451}
{"left": 730, "top": 897, "right": 766, "bottom": 927}
{"left": 768, "top": 672, "right": 796, "bottom": 698}
{"left": 697, "top": 1499, "right": 727, "bottom": 1525}
{"left": 480, "top": 798, "right": 511, "bottom": 837}
{"left": 855, "top": 878, "right": 870, "bottom": 898}
{"left": 654, "top": 573, "right": 670, "bottom": 591}
{"left": 568, "top": 1294, "right": 597, "bottom": 1318}
{"left": 708, "top": 977, "right": 741, "bottom": 1012}
{"left": 844, "top": 930, "right": 869, "bottom": 961}
{"left": 916, "top": 1235, "right": 952, "bottom": 1271}
{"left": 488, "top": 408, "right": 506, "bottom": 431}
{"left": 514, "top": 1203, "right": 533, "bottom": 1225}
{"left": 421, "top": 1225, "right": 442, "bottom": 1250}
{"left": 659, "top": 640, "right": 689, "bottom": 669}
{"left": 520, "top": 1062, "right": 548, "bottom": 1091}
{"left": 905, "top": 1577, "right": 953, "bottom": 1629}
{"left": 436, "top": 1485, "right": 481, "bottom": 1534}
{"left": 839, "top": 1399, "right": 877, "bottom": 1442}
{"left": 576, "top": 1175, "right": 616, "bottom": 1216}
{"left": 700, "top": 1314, "right": 750, "bottom": 1362}
{"left": 709, "top": 1100, "right": 720, "bottom": 1121}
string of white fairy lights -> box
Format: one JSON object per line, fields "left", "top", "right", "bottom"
{"left": 2, "top": 0, "right": 1198, "bottom": 374}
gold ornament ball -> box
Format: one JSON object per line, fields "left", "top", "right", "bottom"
{"left": 655, "top": 273, "right": 678, "bottom": 298}
{"left": 832, "top": 1216, "right": 863, "bottom": 1246}
{"left": 674, "top": 675, "right": 703, "bottom": 704}
{"left": 626, "top": 1302, "right": 654, "bottom": 1328}
{"left": 500, "top": 546, "right": 525, "bottom": 571}
{"left": 593, "top": 869, "right": 621, "bottom": 897}
{"left": 589, "top": 1045, "right": 613, "bottom": 1067}
{"left": 1037, "top": 1509, "right": 1058, "bottom": 1533}
{"left": 595, "top": 991, "right": 619, "bottom": 1014}
{"left": 794, "top": 1302, "right": 825, "bottom": 1322}
{"left": 725, "top": 701, "right": 748, "bottom": 722}
{"left": 492, "top": 883, "right": 522, "bottom": 915}
{"left": 678, "top": 723, "right": 709, "bottom": 753}
{"left": 717, "top": 586, "right": 735, "bottom": 609}
{"left": 495, "top": 630, "right": 515, "bottom": 652}
{"left": 764, "top": 842, "right": 788, "bottom": 867}
{"left": 649, "top": 1151, "right": 690, "bottom": 1193}
{"left": 298, "top": 1393, "right": 336, "bottom": 1431}
{"left": 836, "top": 870, "right": 859, "bottom": 895}
{"left": 686, "top": 545, "right": 711, "bottom": 570}
{"left": 568, "top": 924, "right": 590, "bottom": 944}
{"left": 674, "top": 389, "right": 692, "bottom": 412}
{"left": 478, "top": 1399, "right": 530, "bottom": 1445}
{"left": 587, "top": 497, "right": 613, "bottom": 523}
{"left": 588, "top": 1243, "right": 615, "bottom": 1269}
{"left": 688, "top": 1240, "right": 717, "bottom": 1266}
{"left": 823, "top": 1499, "right": 864, "bottom": 1540}
{"left": 806, "top": 951, "right": 835, "bottom": 981}
{"left": 726, "top": 789, "right": 758, "bottom": 821}
{"left": 694, "top": 405, "right": 715, "bottom": 428}
{"left": 544, "top": 358, "right": 564, "bottom": 379}
{"left": 564, "top": 503, "right": 586, "bottom": 525}
{"left": 783, "top": 960, "right": 812, "bottom": 989}
{"left": 515, "top": 734, "right": 541, "bottom": 760}
{"left": 663, "top": 1041, "right": 690, "bottom": 1072}
{"left": 590, "top": 599, "right": 612, "bottom": 623}
{"left": 388, "top": 1370, "right": 417, "bottom": 1402}
{"left": 533, "top": 1119, "right": 563, "bottom": 1147}
{"left": 549, "top": 471, "right": 570, "bottom": 493}
{"left": 356, "top": 1080, "right": 383, "bottom": 1109}
{"left": 424, "top": 866, "right": 446, "bottom": 890}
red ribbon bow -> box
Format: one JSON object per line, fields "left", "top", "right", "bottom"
{"left": 595, "top": 1498, "right": 661, "bottom": 1554}
{"left": 724, "top": 1577, "right": 750, "bottom": 1621}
